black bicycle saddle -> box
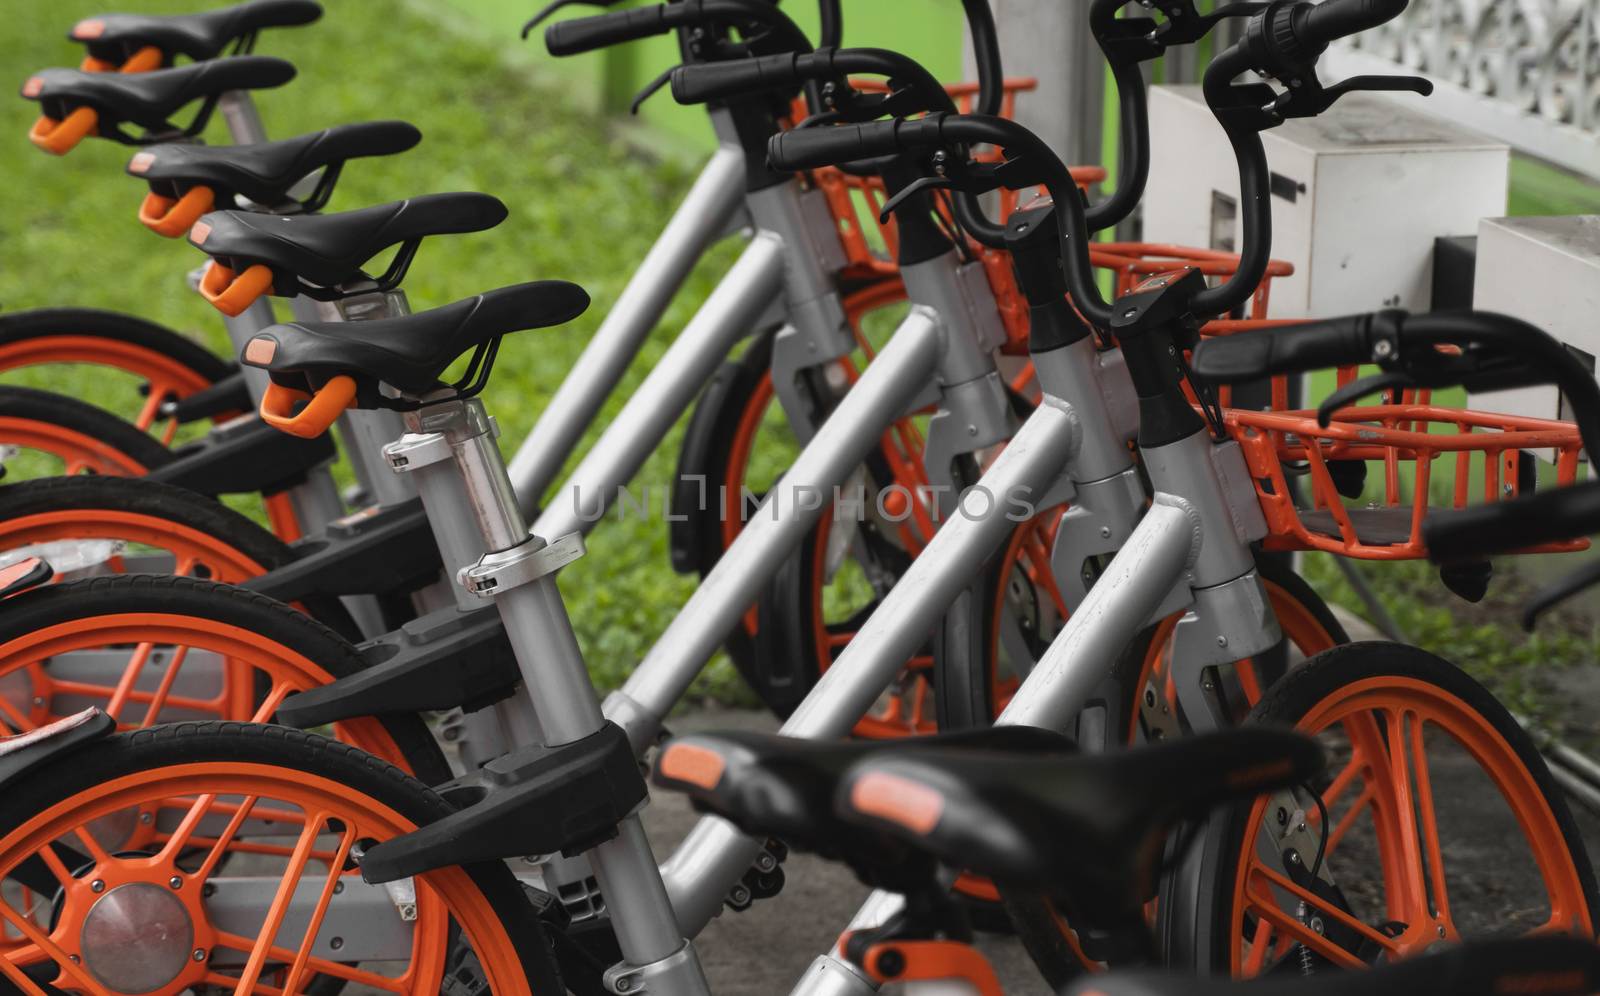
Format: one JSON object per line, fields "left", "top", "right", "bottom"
{"left": 836, "top": 727, "right": 1324, "bottom": 926}
{"left": 190, "top": 192, "right": 507, "bottom": 291}
{"left": 21, "top": 56, "right": 294, "bottom": 136}
{"left": 240, "top": 281, "right": 591, "bottom": 396}
{"left": 1065, "top": 935, "right": 1600, "bottom": 996}
{"left": 70, "top": 0, "right": 322, "bottom": 64}
{"left": 129, "top": 120, "right": 421, "bottom": 208}
{"left": 652, "top": 726, "right": 1074, "bottom": 890}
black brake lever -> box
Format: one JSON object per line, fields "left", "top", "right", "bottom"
{"left": 1523, "top": 559, "right": 1600, "bottom": 630}
{"left": 1315, "top": 371, "right": 1414, "bottom": 427}
{"left": 630, "top": 65, "right": 675, "bottom": 114}
{"left": 1151, "top": 0, "right": 1270, "bottom": 45}
{"left": 522, "top": 0, "right": 623, "bottom": 39}
{"left": 1268, "top": 73, "right": 1433, "bottom": 121}
{"left": 877, "top": 175, "right": 956, "bottom": 223}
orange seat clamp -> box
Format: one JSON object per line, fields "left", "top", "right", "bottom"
{"left": 259, "top": 376, "right": 357, "bottom": 439}
{"left": 199, "top": 261, "right": 274, "bottom": 317}
{"left": 139, "top": 186, "right": 216, "bottom": 238}
{"left": 29, "top": 107, "right": 98, "bottom": 156}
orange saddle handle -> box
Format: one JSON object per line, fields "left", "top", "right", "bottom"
{"left": 28, "top": 106, "right": 98, "bottom": 156}
{"left": 79, "top": 45, "right": 163, "bottom": 74}
{"left": 259, "top": 376, "right": 357, "bottom": 439}
{"left": 198, "top": 259, "right": 274, "bottom": 317}
{"left": 138, "top": 186, "right": 215, "bottom": 238}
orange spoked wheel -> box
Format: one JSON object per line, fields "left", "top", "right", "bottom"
{"left": 0, "top": 309, "right": 233, "bottom": 446}
{"left": 0, "top": 723, "right": 555, "bottom": 994}
{"left": 1199, "top": 643, "right": 1598, "bottom": 978}
{"left": 0, "top": 387, "right": 175, "bottom": 480}
{"left": 0, "top": 476, "right": 358, "bottom": 637}
{"left": 941, "top": 535, "right": 1351, "bottom": 975}
{"left": 0, "top": 575, "right": 446, "bottom": 784}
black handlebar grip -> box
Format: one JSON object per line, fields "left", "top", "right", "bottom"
{"left": 671, "top": 53, "right": 799, "bottom": 105}
{"left": 1303, "top": 0, "right": 1409, "bottom": 44}
{"left": 545, "top": 6, "right": 670, "bottom": 56}
{"left": 1189, "top": 316, "right": 1372, "bottom": 383}
{"left": 1425, "top": 480, "right": 1600, "bottom": 564}
{"left": 767, "top": 120, "right": 902, "bottom": 171}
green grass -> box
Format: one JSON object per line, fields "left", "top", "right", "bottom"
{"left": 0, "top": 0, "right": 755, "bottom": 706}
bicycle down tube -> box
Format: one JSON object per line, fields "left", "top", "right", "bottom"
{"left": 506, "top": 113, "right": 752, "bottom": 512}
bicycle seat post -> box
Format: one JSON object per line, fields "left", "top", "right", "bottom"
{"left": 408, "top": 389, "right": 713, "bottom": 992}
{"left": 216, "top": 88, "right": 269, "bottom": 144}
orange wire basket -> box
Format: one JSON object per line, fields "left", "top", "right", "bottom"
{"left": 1226, "top": 404, "right": 1589, "bottom": 559}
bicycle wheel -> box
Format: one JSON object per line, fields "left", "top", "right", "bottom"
{"left": 0, "top": 574, "right": 448, "bottom": 784}
{"left": 0, "top": 475, "right": 356, "bottom": 636}
{"left": 976, "top": 550, "right": 1349, "bottom": 986}
{"left": 0, "top": 721, "right": 555, "bottom": 993}
{"left": 0, "top": 386, "right": 174, "bottom": 479}
{"left": 1166, "top": 642, "right": 1599, "bottom": 977}
{"left": 0, "top": 308, "right": 230, "bottom": 440}
{"left": 935, "top": 513, "right": 1348, "bottom": 735}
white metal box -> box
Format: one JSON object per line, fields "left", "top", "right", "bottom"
{"left": 1469, "top": 215, "right": 1600, "bottom": 429}
{"left": 1143, "top": 85, "right": 1510, "bottom": 319}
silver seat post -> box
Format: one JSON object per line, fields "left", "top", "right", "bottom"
{"left": 410, "top": 396, "right": 711, "bottom": 994}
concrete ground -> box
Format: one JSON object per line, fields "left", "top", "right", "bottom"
{"left": 643, "top": 707, "right": 1053, "bottom": 995}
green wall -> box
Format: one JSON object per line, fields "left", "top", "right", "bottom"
{"left": 437, "top": 0, "right": 966, "bottom": 156}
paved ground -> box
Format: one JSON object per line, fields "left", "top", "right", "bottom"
{"left": 644, "top": 707, "right": 1053, "bottom": 995}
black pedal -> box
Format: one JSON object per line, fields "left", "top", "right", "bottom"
{"left": 245, "top": 497, "right": 440, "bottom": 602}
{"left": 360, "top": 722, "right": 647, "bottom": 884}
{"left": 276, "top": 604, "right": 519, "bottom": 728}
{"left": 145, "top": 413, "right": 336, "bottom": 497}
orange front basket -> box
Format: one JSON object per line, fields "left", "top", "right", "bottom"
{"left": 1228, "top": 404, "right": 1590, "bottom": 560}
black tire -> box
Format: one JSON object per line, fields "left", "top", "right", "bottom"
{"left": 0, "top": 721, "right": 559, "bottom": 992}
{"left": 993, "top": 558, "right": 1350, "bottom": 988}
{"left": 0, "top": 384, "right": 174, "bottom": 474}
{"left": 0, "top": 474, "right": 358, "bottom": 638}
{"left": 0, "top": 307, "right": 232, "bottom": 384}
{"left": 1160, "top": 642, "right": 1600, "bottom": 976}
{"left": 0, "top": 573, "right": 449, "bottom": 785}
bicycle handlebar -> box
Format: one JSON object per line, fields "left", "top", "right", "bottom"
{"left": 671, "top": 48, "right": 952, "bottom": 113}
{"left": 1426, "top": 482, "right": 1600, "bottom": 564}
{"left": 545, "top": 0, "right": 810, "bottom": 58}
{"left": 545, "top": 5, "right": 670, "bottom": 56}
{"left": 1304, "top": 0, "right": 1409, "bottom": 44}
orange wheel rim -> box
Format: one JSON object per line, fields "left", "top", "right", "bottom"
{"left": 984, "top": 508, "right": 1070, "bottom": 720}
{"left": 0, "top": 417, "right": 150, "bottom": 477}
{"left": 1226, "top": 675, "right": 1593, "bottom": 976}
{"left": 0, "top": 762, "right": 531, "bottom": 994}
{"left": 1127, "top": 579, "right": 1342, "bottom": 744}
{"left": 0, "top": 336, "right": 219, "bottom": 438}
{"left": 0, "top": 511, "right": 269, "bottom": 584}
{"left": 0, "top": 614, "right": 411, "bottom": 772}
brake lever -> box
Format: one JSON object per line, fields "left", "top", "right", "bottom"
{"left": 1315, "top": 370, "right": 1414, "bottom": 427}
{"left": 1523, "top": 559, "right": 1600, "bottom": 630}
{"left": 630, "top": 65, "right": 675, "bottom": 114}
{"left": 1268, "top": 73, "right": 1432, "bottom": 121}
{"left": 1151, "top": 0, "right": 1270, "bottom": 45}
{"left": 877, "top": 175, "right": 956, "bottom": 223}
{"left": 522, "top": 0, "right": 623, "bottom": 39}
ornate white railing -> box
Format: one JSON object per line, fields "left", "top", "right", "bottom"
{"left": 1326, "top": 0, "right": 1600, "bottom": 179}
